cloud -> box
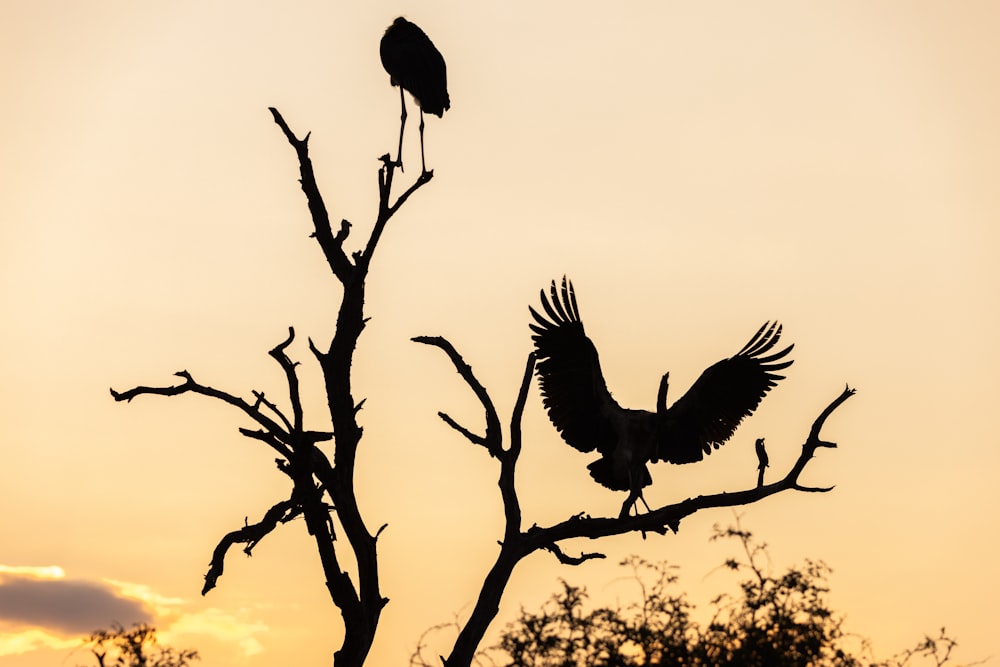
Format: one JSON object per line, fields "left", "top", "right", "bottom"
{"left": 0, "top": 565, "right": 66, "bottom": 579}
{"left": 103, "top": 578, "right": 186, "bottom": 614}
{"left": 0, "top": 565, "right": 270, "bottom": 659}
{"left": 0, "top": 570, "right": 153, "bottom": 636}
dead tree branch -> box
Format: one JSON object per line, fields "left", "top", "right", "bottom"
{"left": 268, "top": 107, "right": 353, "bottom": 282}
{"left": 415, "top": 336, "right": 854, "bottom": 667}
{"left": 411, "top": 336, "right": 502, "bottom": 456}
{"left": 110, "top": 370, "right": 295, "bottom": 460}
{"left": 270, "top": 326, "right": 304, "bottom": 432}
{"left": 203, "top": 496, "right": 301, "bottom": 595}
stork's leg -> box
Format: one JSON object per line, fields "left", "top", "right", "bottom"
{"left": 418, "top": 108, "right": 428, "bottom": 174}
{"left": 637, "top": 494, "right": 651, "bottom": 513}
{"left": 620, "top": 467, "right": 653, "bottom": 519}
{"left": 620, "top": 469, "right": 641, "bottom": 518}
{"left": 395, "top": 86, "right": 407, "bottom": 170}
{"left": 619, "top": 490, "right": 652, "bottom": 519}
{"left": 620, "top": 492, "right": 638, "bottom": 519}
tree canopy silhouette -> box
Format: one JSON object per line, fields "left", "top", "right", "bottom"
{"left": 76, "top": 623, "right": 198, "bottom": 667}
{"left": 484, "top": 523, "right": 977, "bottom": 667}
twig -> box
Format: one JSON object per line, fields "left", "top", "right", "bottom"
{"left": 202, "top": 497, "right": 300, "bottom": 595}
{"left": 269, "top": 107, "right": 354, "bottom": 281}
{"left": 412, "top": 336, "right": 502, "bottom": 456}
{"left": 542, "top": 542, "right": 606, "bottom": 566}
{"left": 269, "top": 326, "right": 304, "bottom": 433}
{"left": 110, "top": 370, "right": 293, "bottom": 459}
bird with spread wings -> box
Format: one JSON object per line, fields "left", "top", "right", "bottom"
{"left": 529, "top": 277, "right": 794, "bottom": 518}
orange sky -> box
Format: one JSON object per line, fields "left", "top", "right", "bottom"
{"left": 1, "top": 2, "right": 998, "bottom": 665}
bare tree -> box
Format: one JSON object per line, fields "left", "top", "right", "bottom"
{"left": 111, "top": 108, "right": 433, "bottom": 665}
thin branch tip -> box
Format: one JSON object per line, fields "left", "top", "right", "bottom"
{"left": 795, "top": 484, "right": 836, "bottom": 493}
{"left": 544, "top": 542, "right": 607, "bottom": 566}
{"left": 272, "top": 326, "right": 295, "bottom": 351}
{"left": 438, "top": 412, "right": 486, "bottom": 447}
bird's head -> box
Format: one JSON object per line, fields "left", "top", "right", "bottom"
{"left": 656, "top": 372, "right": 669, "bottom": 415}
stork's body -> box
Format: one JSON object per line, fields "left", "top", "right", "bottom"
{"left": 529, "top": 278, "right": 794, "bottom": 517}
{"left": 584, "top": 407, "right": 654, "bottom": 492}
{"left": 380, "top": 17, "right": 450, "bottom": 173}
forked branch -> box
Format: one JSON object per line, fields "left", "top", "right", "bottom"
{"left": 412, "top": 336, "right": 502, "bottom": 455}
{"left": 269, "top": 107, "right": 353, "bottom": 282}
{"left": 110, "top": 369, "right": 294, "bottom": 460}
{"left": 111, "top": 329, "right": 323, "bottom": 595}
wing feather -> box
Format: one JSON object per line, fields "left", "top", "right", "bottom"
{"left": 658, "top": 322, "right": 793, "bottom": 464}
{"left": 530, "top": 277, "right": 620, "bottom": 454}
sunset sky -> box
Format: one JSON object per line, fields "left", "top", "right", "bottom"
{"left": 2, "top": 2, "right": 999, "bottom": 665}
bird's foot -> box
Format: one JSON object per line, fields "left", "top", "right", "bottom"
{"left": 618, "top": 492, "right": 651, "bottom": 519}
{"left": 619, "top": 498, "right": 638, "bottom": 520}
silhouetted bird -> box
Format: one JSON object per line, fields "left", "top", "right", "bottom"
{"left": 755, "top": 437, "right": 769, "bottom": 487}
{"left": 529, "top": 278, "right": 793, "bottom": 518}
{"left": 380, "top": 17, "right": 450, "bottom": 173}
{"left": 755, "top": 437, "right": 769, "bottom": 470}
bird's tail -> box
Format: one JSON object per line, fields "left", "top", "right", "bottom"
{"left": 586, "top": 457, "right": 651, "bottom": 491}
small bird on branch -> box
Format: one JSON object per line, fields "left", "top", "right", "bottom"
{"left": 380, "top": 17, "right": 450, "bottom": 174}
{"left": 529, "top": 277, "right": 793, "bottom": 518}
{"left": 755, "top": 437, "right": 769, "bottom": 487}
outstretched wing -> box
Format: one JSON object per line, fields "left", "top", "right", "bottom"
{"left": 659, "top": 322, "right": 793, "bottom": 464}
{"left": 529, "top": 278, "right": 620, "bottom": 454}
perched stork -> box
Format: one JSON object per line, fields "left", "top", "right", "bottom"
{"left": 380, "top": 17, "right": 450, "bottom": 173}
{"left": 529, "top": 277, "right": 793, "bottom": 518}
